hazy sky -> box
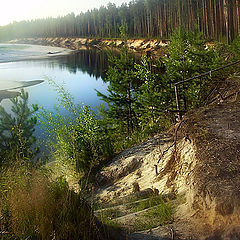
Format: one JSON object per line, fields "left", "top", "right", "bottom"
{"left": 0, "top": 0, "right": 130, "bottom": 26}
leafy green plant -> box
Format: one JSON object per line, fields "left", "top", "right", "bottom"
{"left": 39, "top": 80, "right": 113, "bottom": 179}
{"left": 0, "top": 89, "right": 38, "bottom": 165}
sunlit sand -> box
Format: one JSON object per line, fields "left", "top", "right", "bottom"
{"left": 0, "top": 80, "right": 44, "bottom": 91}
{"left": 0, "top": 43, "right": 73, "bottom": 63}
{"left": 0, "top": 44, "right": 72, "bottom": 101}
{"left": 0, "top": 80, "right": 44, "bottom": 102}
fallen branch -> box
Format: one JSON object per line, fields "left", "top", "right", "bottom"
{"left": 217, "top": 91, "right": 239, "bottom": 101}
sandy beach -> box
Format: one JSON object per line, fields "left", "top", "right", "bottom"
{"left": 0, "top": 80, "right": 45, "bottom": 102}
{"left": 0, "top": 43, "right": 73, "bottom": 63}
{"left": 0, "top": 44, "right": 73, "bottom": 102}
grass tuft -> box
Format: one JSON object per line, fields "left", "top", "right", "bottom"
{"left": 134, "top": 202, "right": 173, "bottom": 231}
{"left": 0, "top": 164, "right": 105, "bottom": 240}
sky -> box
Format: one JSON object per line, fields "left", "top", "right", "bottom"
{"left": 0, "top": 0, "right": 130, "bottom": 26}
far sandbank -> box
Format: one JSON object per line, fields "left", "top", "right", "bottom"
{"left": 0, "top": 43, "right": 73, "bottom": 63}
{"left": 0, "top": 80, "right": 44, "bottom": 102}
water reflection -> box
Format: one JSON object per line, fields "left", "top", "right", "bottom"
{"left": 24, "top": 47, "right": 112, "bottom": 80}
{"left": 0, "top": 48, "right": 110, "bottom": 112}
{"left": 58, "top": 48, "right": 110, "bottom": 79}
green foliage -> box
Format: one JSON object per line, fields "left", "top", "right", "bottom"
{"left": 230, "top": 34, "right": 240, "bottom": 59}
{"left": 96, "top": 195, "right": 173, "bottom": 232}
{"left": 134, "top": 202, "right": 173, "bottom": 231}
{"left": 98, "top": 210, "right": 121, "bottom": 230}
{"left": 134, "top": 56, "right": 169, "bottom": 129}
{"left": 0, "top": 164, "right": 104, "bottom": 240}
{"left": 0, "top": 89, "right": 38, "bottom": 165}
{"left": 127, "top": 196, "right": 165, "bottom": 213}
{"left": 97, "top": 26, "right": 139, "bottom": 135}
{"left": 96, "top": 49, "right": 159, "bottom": 153}
{"left": 167, "top": 28, "right": 223, "bottom": 80}
{"left": 98, "top": 27, "right": 227, "bottom": 152}
{"left": 40, "top": 80, "right": 113, "bottom": 176}
{"left": 164, "top": 27, "right": 224, "bottom": 109}
{"left": 0, "top": 0, "right": 238, "bottom": 42}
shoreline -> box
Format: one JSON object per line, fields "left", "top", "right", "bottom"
{"left": 6, "top": 37, "right": 169, "bottom": 57}
{"left": 0, "top": 43, "right": 74, "bottom": 64}
{"left": 0, "top": 44, "right": 68, "bottom": 101}
{"left": 0, "top": 80, "right": 45, "bottom": 102}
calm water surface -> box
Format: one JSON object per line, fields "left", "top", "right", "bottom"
{"left": 0, "top": 47, "right": 110, "bottom": 143}
{"left": 0, "top": 48, "right": 109, "bottom": 112}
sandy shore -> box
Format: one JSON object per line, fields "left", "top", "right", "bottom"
{"left": 0, "top": 80, "right": 44, "bottom": 91}
{"left": 8, "top": 37, "right": 169, "bottom": 58}
{"left": 0, "top": 80, "right": 45, "bottom": 102}
{"left": 0, "top": 90, "right": 20, "bottom": 102}
{"left": 0, "top": 44, "right": 73, "bottom": 102}
{"left": 0, "top": 43, "right": 73, "bottom": 63}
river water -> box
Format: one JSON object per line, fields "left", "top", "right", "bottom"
{"left": 0, "top": 44, "right": 109, "bottom": 112}
{"left": 0, "top": 44, "right": 110, "bottom": 145}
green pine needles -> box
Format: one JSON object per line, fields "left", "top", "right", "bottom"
{"left": 164, "top": 27, "right": 224, "bottom": 110}
{"left": 0, "top": 89, "right": 38, "bottom": 165}
{"left": 98, "top": 27, "right": 226, "bottom": 139}
{"left": 97, "top": 25, "right": 138, "bottom": 135}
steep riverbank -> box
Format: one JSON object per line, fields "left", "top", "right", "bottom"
{"left": 92, "top": 76, "right": 240, "bottom": 239}
{"left": 8, "top": 37, "right": 169, "bottom": 56}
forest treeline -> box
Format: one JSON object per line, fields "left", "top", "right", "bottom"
{"left": 0, "top": 0, "right": 240, "bottom": 43}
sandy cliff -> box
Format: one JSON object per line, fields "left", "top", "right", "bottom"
{"left": 9, "top": 37, "right": 169, "bottom": 55}
{"left": 94, "top": 77, "right": 240, "bottom": 239}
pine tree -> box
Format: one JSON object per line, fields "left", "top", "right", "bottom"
{"left": 164, "top": 27, "right": 224, "bottom": 110}
{"left": 134, "top": 55, "right": 167, "bottom": 129}
{"left": 0, "top": 89, "right": 38, "bottom": 165}
{"left": 97, "top": 25, "right": 138, "bottom": 134}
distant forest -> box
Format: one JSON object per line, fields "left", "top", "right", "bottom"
{"left": 0, "top": 0, "right": 240, "bottom": 43}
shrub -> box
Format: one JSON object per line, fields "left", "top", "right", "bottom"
{"left": 39, "top": 79, "right": 114, "bottom": 179}
{"left": 230, "top": 34, "right": 240, "bottom": 59}
{"left": 0, "top": 89, "right": 38, "bottom": 165}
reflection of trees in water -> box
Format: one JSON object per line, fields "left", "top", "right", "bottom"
{"left": 56, "top": 48, "right": 114, "bottom": 80}
{"left": 42, "top": 48, "right": 139, "bottom": 81}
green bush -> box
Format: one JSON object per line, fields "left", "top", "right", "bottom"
{"left": 230, "top": 34, "right": 240, "bottom": 59}
{"left": 40, "top": 80, "right": 114, "bottom": 178}
{"left": 0, "top": 89, "right": 38, "bottom": 165}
